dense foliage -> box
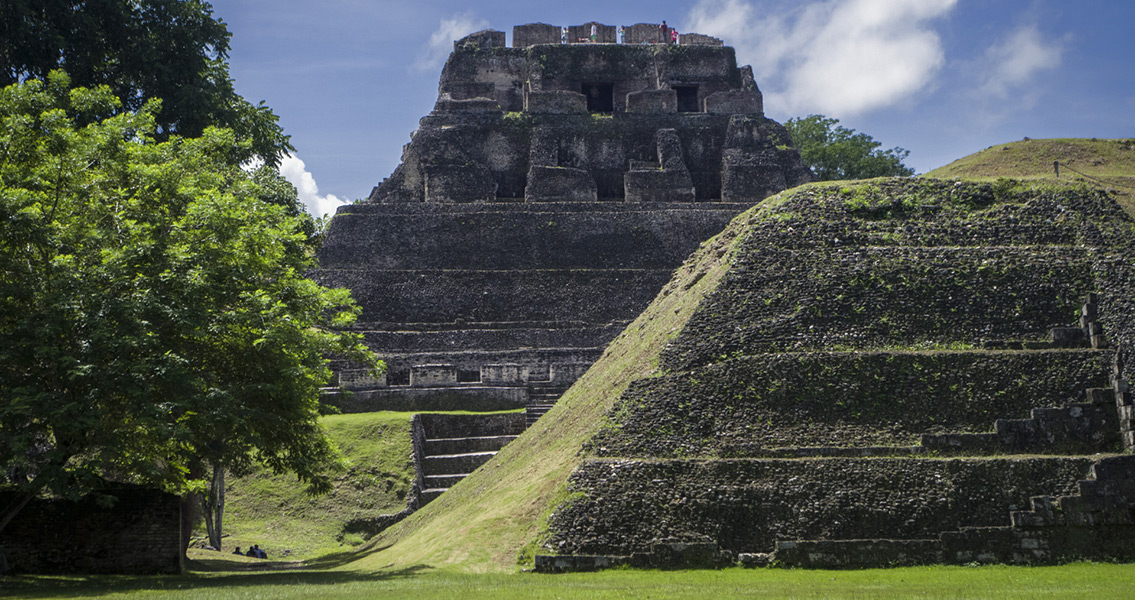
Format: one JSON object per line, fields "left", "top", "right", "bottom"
{"left": 0, "top": 0, "right": 290, "bottom": 165}
{"left": 0, "top": 74, "right": 381, "bottom": 536}
{"left": 785, "top": 114, "right": 914, "bottom": 180}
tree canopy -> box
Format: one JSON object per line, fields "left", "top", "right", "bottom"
{"left": 0, "top": 73, "right": 380, "bottom": 536}
{"left": 784, "top": 114, "right": 915, "bottom": 181}
{"left": 0, "top": 0, "right": 291, "bottom": 165}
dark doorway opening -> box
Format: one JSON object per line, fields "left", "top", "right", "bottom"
{"left": 674, "top": 85, "right": 699, "bottom": 112}
{"left": 582, "top": 82, "right": 614, "bottom": 113}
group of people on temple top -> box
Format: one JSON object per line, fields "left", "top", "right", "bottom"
{"left": 561, "top": 22, "right": 679, "bottom": 45}
{"left": 233, "top": 544, "right": 268, "bottom": 559}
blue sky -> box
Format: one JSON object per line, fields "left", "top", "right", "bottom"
{"left": 209, "top": 0, "right": 1135, "bottom": 217}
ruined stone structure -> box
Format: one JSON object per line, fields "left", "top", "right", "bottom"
{"left": 535, "top": 179, "right": 1135, "bottom": 569}
{"left": 317, "top": 24, "right": 809, "bottom": 420}
{"left": 0, "top": 486, "right": 182, "bottom": 574}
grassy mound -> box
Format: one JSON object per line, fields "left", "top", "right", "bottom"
{"left": 924, "top": 138, "right": 1135, "bottom": 215}
{"left": 205, "top": 412, "right": 415, "bottom": 559}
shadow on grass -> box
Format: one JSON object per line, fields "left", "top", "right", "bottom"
{"left": 0, "top": 562, "right": 432, "bottom": 599}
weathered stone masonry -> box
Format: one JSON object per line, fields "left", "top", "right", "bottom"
{"left": 0, "top": 487, "right": 181, "bottom": 574}
{"left": 537, "top": 180, "right": 1135, "bottom": 570}
{"left": 314, "top": 22, "right": 810, "bottom": 506}
{"left": 317, "top": 24, "right": 808, "bottom": 415}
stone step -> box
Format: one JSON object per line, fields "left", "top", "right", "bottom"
{"left": 419, "top": 488, "right": 447, "bottom": 505}
{"left": 423, "top": 473, "right": 470, "bottom": 489}
{"left": 920, "top": 432, "right": 999, "bottom": 452}
{"left": 526, "top": 405, "right": 556, "bottom": 426}
{"left": 1085, "top": 387, "right": 1113, "bottom": 404}
{"left": 421, "top": 451, "right": 497, "bottom": 476}
{"left": 424, "top": 435, "right": 517, "bottom": 455}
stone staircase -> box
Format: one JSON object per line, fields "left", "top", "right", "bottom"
{"left": 526, "top": 381, "right": 568, "bottom": 427}
{"left": 412, "top": 413, "right": 526, "bottom": 506}
{"left": 765, "top": 455, "right": 1135, "bottom": 568}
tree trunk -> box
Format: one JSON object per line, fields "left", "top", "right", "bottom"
{"left": 181, "top": 461, "right": 204, "bottom": 562}
{"left": 201, "top": 463, "right": 225, "bottom": 550}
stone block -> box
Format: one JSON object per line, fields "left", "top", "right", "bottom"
{"left": 525, "top": 165, "right": 598, "bottom": 202}
{"left": 524, "top": 90, "right": 587, "bottom": 114}
{"left": 442, "top": 81, "right": 496, "bottom": 101}
{"left": 625, "top": 89, "right": 677, "bottom": 113}
{"left": 433, "top": 97, "right": 501, "bottom": 113}
{"left": 624, "top": 168, "right": 696, "bottom": 202}
{"left": 513, "top": 23, "right": 560, "bottom": 47}
{"left": 1051, "top": 326, "right": 1088, "bottom": 347}
{"left": 482, "top": 363, "right": 526, "bottom": 385}
{"left": 624, "top": 23, "right": 668, "bottom": 45}
{"left": 721, "top": 159, "right": 787, "bottom": 201}
{"left": 679, "top": 33, "right": 724, "bottom": 46}
{"left": 454, "top": 29, "right": 505, "bottom": 51}
{"left": 655, "top": 128, "right": 687, "bottom": 170}
{"left": 411, "top": 364, "right": 458, "bottom": 387}
{"left": 1086, "top": 387, "right": 1112, "bottom": 404}
{"left": 567, "top": 22, "right": 616, "bottom": 44}
{"left": 550, "top": 362, "right": 591, "bottom": 384}
{"left": 338, "top": 369, "right": 387, "bottom": 390}
{"left": 424, "top": 164, "right": 497, "bottom": 202}
{"left": 534, "top": 554, "right": 628, "bottom": 572}
{"left": 704, "top": 90, "right": 763, "bottom": 115}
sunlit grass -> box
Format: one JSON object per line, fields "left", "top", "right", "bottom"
{"left": 4, "top": 563, "right": 1134, "bottom": 600}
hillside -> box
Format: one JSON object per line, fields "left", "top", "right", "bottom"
{"left": 925, "top": 138, "right": 1135, "bottom": 215}
{"left": 208, "top": 412, "right": 414, "bottom": 559}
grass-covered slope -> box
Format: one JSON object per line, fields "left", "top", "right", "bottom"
{"left": 211, "top": 412, "right": 414, "bottom": 559}
{"left": 924, "top": 138, "right": 1135, "bottom": 215}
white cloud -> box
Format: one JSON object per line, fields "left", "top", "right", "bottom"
{"left": 976, "top": 24, "right": 1064, "bottom": 100}
{"left": 413, "top": 12, "right": 489, "bottom": 73}
{"left": 687, "top": 0, "right": 957, "bottom": 117}
{"left": 279, "top": 154, "right": 347, "bottom": 219}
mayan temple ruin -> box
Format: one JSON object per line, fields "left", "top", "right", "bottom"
{"left": 315, "top": 23, "right": 810, "bottom": 504}
{"left": 316, "top": 22, "right": 1135, "bottom": 568}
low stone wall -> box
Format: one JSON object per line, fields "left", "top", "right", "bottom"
{"left": 359, "top": 324, "right": 626, "bottom": 354}
{"left": 417, "top": 412, "right": 527, "bottom": 439}
{"left": 662, "top": 181, "right": 1134, "bottom": 371}
{"left": 591, "top": 349, "right": 1113, "bottom": 456}
{"left": 320, "top": 203, "right": 753, "bottom": 271}
{"left": 544, "top": 457, "right": 1093, "bottom": 557}
{"left": 324, "top": 385, "right": 528, "bottom": 413}
{"left": 317, "top": 269, "right": 672, "bottom": 324}
{"left": 0, "top": 487, "right": 181, "bottom": 574}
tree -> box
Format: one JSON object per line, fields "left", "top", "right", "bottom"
{"left": 0, "top": 74, "right": 382, "bottom": 545}
{"left": 784, "top": 114, "right": 914, "bottom": 181}
{"left": 0, "top": 0, "right": 291, "bottom": 165}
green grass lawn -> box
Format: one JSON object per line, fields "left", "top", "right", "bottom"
{"left": 3, "top": 562, "right": 1134, "bottom": 599}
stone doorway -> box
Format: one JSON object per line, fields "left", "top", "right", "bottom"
{"left": 582, "top": 82, "right": 614, "bottom": 113}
